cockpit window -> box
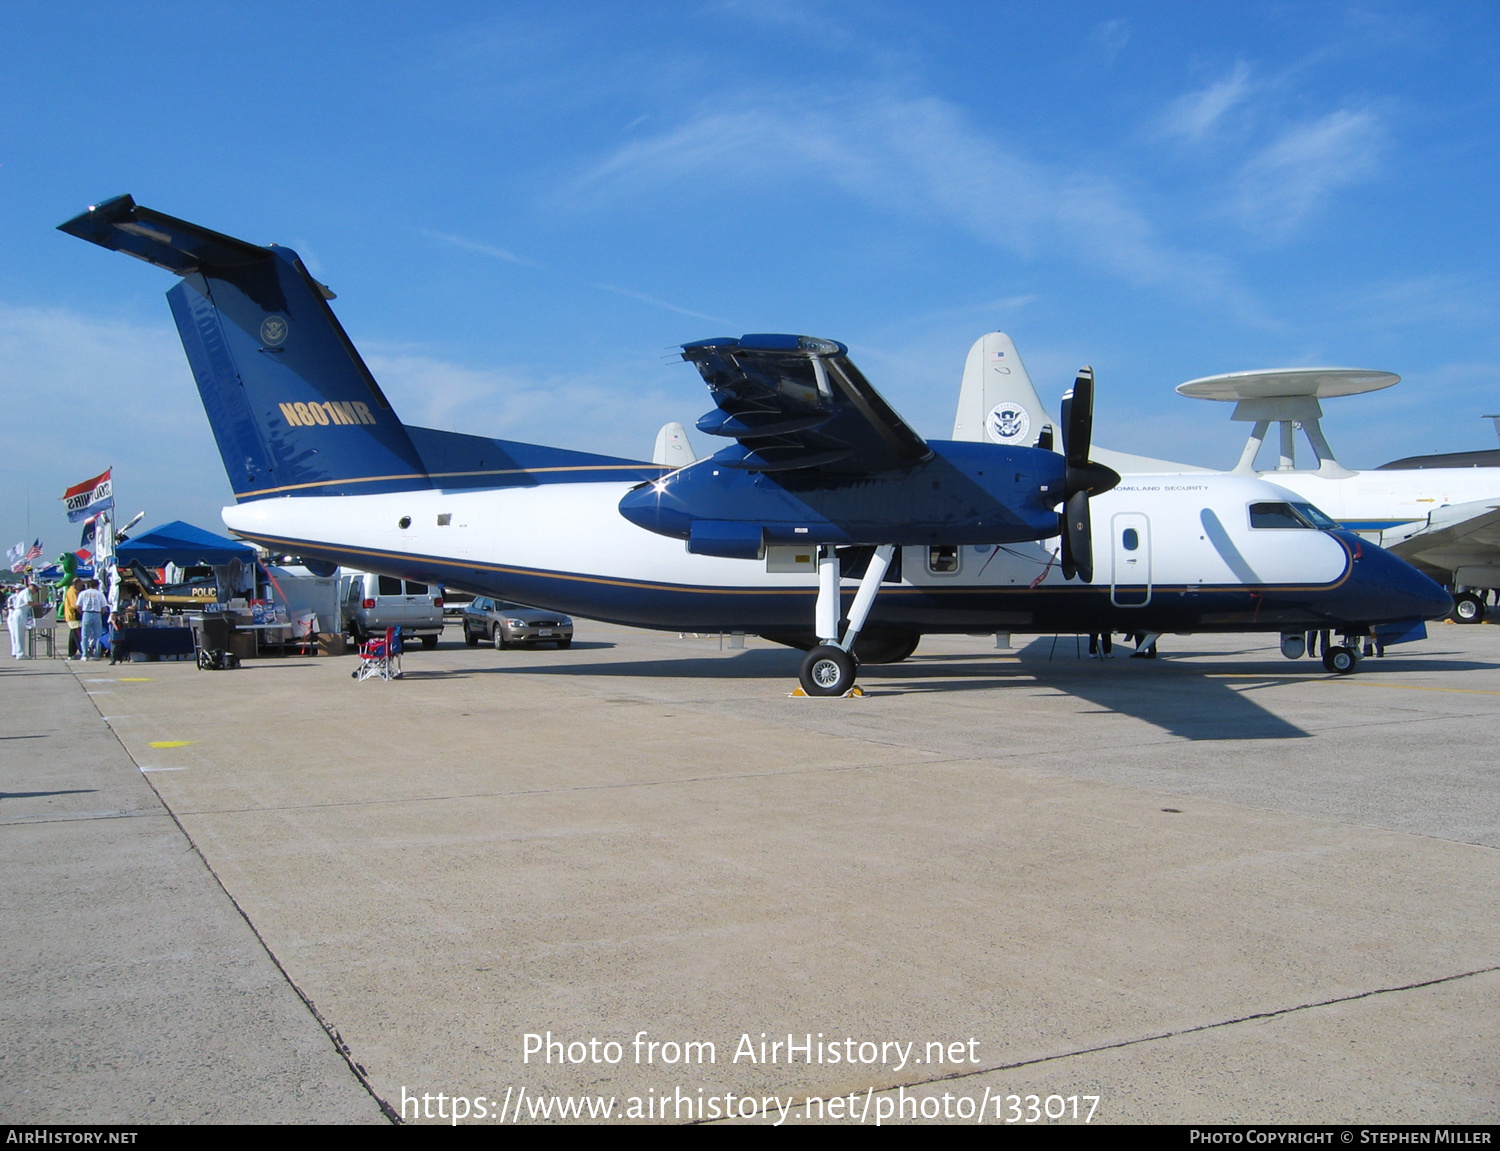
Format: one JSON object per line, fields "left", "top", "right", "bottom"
{"left": 1249, "top": 501, "right": 1337, "bottom": 530}
{"left": 1290, "top": 501, "right": 1338, "bottom": 529}
{"left": 1249, "top": 502, "right": 1313, "bottom": 529}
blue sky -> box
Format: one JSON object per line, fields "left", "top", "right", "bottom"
{"left": 2, "top": 1, "right": 1497, "bottom": 555}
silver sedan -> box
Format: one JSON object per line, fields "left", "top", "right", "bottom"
{"left": 461, "top": 597, "right": 574, "bottom": 650}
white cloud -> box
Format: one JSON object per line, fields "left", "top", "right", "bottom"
{"left": 360, "top": 345, "right": 689, "bottom": 460}
{"left": 423, "top": 229, "right": 736, "bottom": 324}
{"left": 422, "top": 229, "right": 545, "bottom": 270}
{"left": 573, "top": 92, "right": 1255, "bottom": 315}
{"left": 1158, "top": 62, "right": 1253, "bottom": 143}
{"left": 1337, "top": 274, "right": 1497, "bottom": 331}
{"left": 1092, "top": 18, "right": 1130, "bottom": 63}
{"left": 1233, "top": 109, "right": 1383, "bottom": 235}
{"left": 0, "top": 304, "right": 234, "bottom": 550}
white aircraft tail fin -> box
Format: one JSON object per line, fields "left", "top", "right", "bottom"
{"left": 652, "top": 421, "right": 697, "bottom": 467}
{"left": 951, "top": 332, "right": 1054, "bottom": 448}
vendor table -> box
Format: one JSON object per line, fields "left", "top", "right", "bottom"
{"left": 109, "top": 626, "right": 195, "bottom": 661}
{"left": 236, "top": 622, "right": 294, "bottom": 647}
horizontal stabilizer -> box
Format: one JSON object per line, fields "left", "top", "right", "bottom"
{"left": 59, "top": 195, "right": 273, "bottom": 276}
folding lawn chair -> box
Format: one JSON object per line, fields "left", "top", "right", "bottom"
{"left": 353, "top": 626, "right": 403, "bottom": 681}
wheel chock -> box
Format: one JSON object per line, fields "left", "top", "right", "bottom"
{"left": 789, "top": 685, "right": 865, "bottom": 698}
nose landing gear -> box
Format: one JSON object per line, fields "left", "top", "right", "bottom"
{"left": 1322, "top": 644, "right": 1360, "bottom": 674}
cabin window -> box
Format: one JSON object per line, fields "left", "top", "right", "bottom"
{"left": 405, "top": 581, "right": 429, "bottom": 595}
{"left": 1122, "top": 528, "right": 1139, "bottom": 551}
{"left": 927, "top": 545, "right": 961, "bottom": 574}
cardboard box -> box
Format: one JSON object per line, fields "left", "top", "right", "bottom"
{"left": 317, "top": 633, "right": 348, "bottom": 657}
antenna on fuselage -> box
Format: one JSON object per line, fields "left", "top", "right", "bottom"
{"left": 1176, "top": 368, "right": 1400, "bottom": 477}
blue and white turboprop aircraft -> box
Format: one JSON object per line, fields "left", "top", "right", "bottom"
{"left": 60, "top": 196, "right": 1451, "bottom": 693}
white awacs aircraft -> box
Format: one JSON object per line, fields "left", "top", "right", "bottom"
{"left": 59, "top": 197, "right": 1450, "bottom": 691}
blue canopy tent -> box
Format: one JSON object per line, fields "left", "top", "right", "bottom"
{"left": 114, "top": 521, "right": 255, "bottom": 567}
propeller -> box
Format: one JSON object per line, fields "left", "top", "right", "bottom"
{"left": 1057, "top": 367, "right": 1121, "bottom": 582}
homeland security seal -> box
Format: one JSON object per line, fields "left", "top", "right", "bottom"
{"left": 986, "top": 402, "right": 1030, "bottom": 444}
{"left": 260, "top": 315, "right": 289, "bottom": 346}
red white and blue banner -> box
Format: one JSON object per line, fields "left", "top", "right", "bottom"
{"left": 64, "top": 469, "right": 113, "bottom": 523}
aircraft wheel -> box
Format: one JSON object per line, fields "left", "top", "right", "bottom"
{"left": 1323, "top": 645, "right": 1358, "bottom": 675}
{"left": 464, "top": 626, "right": 479, "bottom": 647}
{"left": 1452, "top": 592, "right": 1485, "bottom": 624}
{"left": 799, "top": 645, "right": 856, "bottom": 696}
{"left": 492, "top": 626, "right": 508, "bottom": 650}
{"left": 421, "top": 634, "right": 438, "bottom": 650}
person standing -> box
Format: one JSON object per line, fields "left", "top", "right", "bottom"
{"left": 63, "top": 578, "right": 81, "bottom": 659}
{"left": 78, "top": 579, "right": 107, "bottom": 660}
{"left": 8, "top": 583, "right": 32, "bottom": 659}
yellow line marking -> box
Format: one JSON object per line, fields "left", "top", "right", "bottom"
{"left": 119, "top": 677, "right": 154, "bottom": 682}
{"left": 148, "top": 740, "right": 195, "bottom": 748}
{"left": 1322, "top": 681, "right": 1500, "bottom": 697}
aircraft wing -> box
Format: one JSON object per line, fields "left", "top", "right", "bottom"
{"left": 1384, "top": 498, "right": 1500, "bottom": 572}
{"left": 683, "top": 335, "right": 932, "bottom": 475}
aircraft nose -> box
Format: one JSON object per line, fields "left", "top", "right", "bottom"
{"left": 1351, "top": 537, "right": 1453, "bottom": 622}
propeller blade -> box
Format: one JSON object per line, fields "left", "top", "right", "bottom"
{"left": 1061, "top": 367, "right": 1094, "bottom": 466}
{"left": 1056, "top": 365, "right": 1117, "bottom": 583}
{"left": 1063, "top": 490, "right": 1092, "bottom": 584}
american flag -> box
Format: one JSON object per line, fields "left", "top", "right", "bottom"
{"left": 11, "top": 539, "right": 43, "bottom": 573}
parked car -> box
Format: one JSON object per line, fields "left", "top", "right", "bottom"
{"left": 341, "top": 571, "right": 444, "bottom": 649}
{"left": 461, "top": 597, "right": 573, "bottom": 649}
{"left": 440, "top": 588, "right": 474, "bottom": 618}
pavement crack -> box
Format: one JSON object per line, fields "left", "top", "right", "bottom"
{"left": 70, "top": 661, "right": 401, "bottom": 1125}
{"left": 838, "top": 964, "right": 1500, "bottom": 1100}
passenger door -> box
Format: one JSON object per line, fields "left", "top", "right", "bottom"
{"left": 1110, "top": 513, "right": 1152, "bottom": 607}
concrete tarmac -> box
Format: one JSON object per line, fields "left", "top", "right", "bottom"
{"left": 4, "top": 623, "right": 1497, "bottom": 1125}
{"left": 0, "top": 659, "right": 385, "bottom": 1124}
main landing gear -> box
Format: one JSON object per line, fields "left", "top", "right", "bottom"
{"left": 1452, "top": 591, "right": 1486, "bottom": 624}
{"left": 797, "top": 544, "right": 896, "bottom": 697}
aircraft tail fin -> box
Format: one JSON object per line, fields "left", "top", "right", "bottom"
{"left": 950, "top": 332, "right": 1055, "bottom": 449}
{"left": 652, "top": 421, "right": 697, "bottom": 467}
{"left": 59, "top": 195, "right": 430, "bottom": 501}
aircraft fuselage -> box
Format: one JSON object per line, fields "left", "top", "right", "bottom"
{"left": 223, "top": 471, "right": 1448, "bottom": 638}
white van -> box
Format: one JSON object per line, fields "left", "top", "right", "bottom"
{"left": 340, "top": 571, "right": 445, "bottom": 649}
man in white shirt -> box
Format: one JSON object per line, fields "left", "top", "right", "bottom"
{"left": 6, "top": 587, "right": 28, "bottom": 659}
{"left": 77, "top": 580, "right": 107, "bottom": 660}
